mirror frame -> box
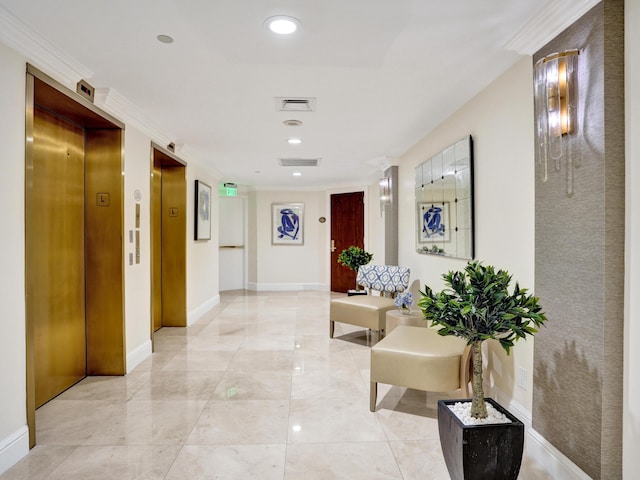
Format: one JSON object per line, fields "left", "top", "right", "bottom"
{"left": 415, "top": 135, "right": 474, "bottom": 259}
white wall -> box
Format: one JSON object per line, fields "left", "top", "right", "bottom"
{"left": 366, "top": 183, "right": 386, "bottom": 265}
{"left": 624, "top": 0, "right": 640, "bottom": 476}
{"left": 398, "top": 57, "right": 536, "bottom": 412}
{"left": 0, "top": 41, "right": 29, "bottom": 473}
{"left": 123, "top": 127, "right": 153, "bottom": 371}
{"left": 253, "top": 190, "right": 329, "bottom": 290}
{"left": 186, "top": 164, "right": 221, "bottom": 321}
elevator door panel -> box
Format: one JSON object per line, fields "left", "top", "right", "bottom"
{"left": 152, "top": 162, "right": 162, "bottom": 332}
{"left": 32, "top": 107, "right": 86, "bottom": 407}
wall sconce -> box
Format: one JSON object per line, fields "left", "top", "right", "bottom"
{"left": 534, "top": 49, "right": 579, "bottom": 188}
{"left": 379, "top": 177, "right": 391, "bottom": 214}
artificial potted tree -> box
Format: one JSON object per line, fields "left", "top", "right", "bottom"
{"left": 337, "top": 246, "right": 373, "bottom": 295}
{"left": 419, "top": 261, "right": 547, "bottom": 480}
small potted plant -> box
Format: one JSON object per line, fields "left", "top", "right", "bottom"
{"left": 419, "top": 260, "right": 547, "bottom": 480}
{"left": 337, "top": 246, "right": 373, "bottom": 293}
{"left": 393, "top": 291, "right": 414, "bottom": 314}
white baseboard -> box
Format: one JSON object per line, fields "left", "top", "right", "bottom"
{"left": 0, "top": 426, "right": 29, "bottom": 475}
{"left": 187, "top": 294, "right": 220, "bottom": 325}
{"left": 526, "top": 426, "right": 591, "bottom": 480}
{"left": 126, "top": 339, "right": 152, "bottom": 374}
{"left": 487, "top": 386, "right": 590, "bottom": 480}
{"left": 247, "top": 282, "right": 329, "bottom": 292}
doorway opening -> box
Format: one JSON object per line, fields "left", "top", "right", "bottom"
{"left": 25, "top": 65, "right": 126, "bottom": 447}
{"left": 218, "top": 196, "right": 247, "bottom": 291}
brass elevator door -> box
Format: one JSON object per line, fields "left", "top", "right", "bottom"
{"left": 151, "top": 147, "right": 187, "bottom": 334}
{"left": 152, "top": 161, "right": 162, "bottom": 332}
{"left": 31, "top": 107, "right": 87, "bottom": 408}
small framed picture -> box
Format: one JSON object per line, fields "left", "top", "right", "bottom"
{"left": 272, "top": 203, "right": 304, "bottom": 245}
{"left": 195, "top": 180, "right": 211, "bottom": 241}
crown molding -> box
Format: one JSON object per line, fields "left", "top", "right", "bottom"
{"left": 504, "top": 0, "right": 601, "bottom": 55}
{"left": 94, "top": 87, "right": 173, "bottom": 145}
{"left": 0, "top": 5, "right": 221, "bottom": 178}
{"left": 0, "top": 5, "right": 92, "bottom": 88}
{"left": 94, "top": 87, "right": 223, "bottom": 178}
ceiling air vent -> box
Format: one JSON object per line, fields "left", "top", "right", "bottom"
{"left": 279, "top": 158, "right": 320, "bottom": 167}
{"left": 275, "top": 97, "right": 316, "bottom": 112}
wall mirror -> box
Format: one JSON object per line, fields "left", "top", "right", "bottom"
{"left": 415, "top": 135, "right": 474, "bottom": 259}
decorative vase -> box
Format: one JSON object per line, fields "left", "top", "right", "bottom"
{"left": 437, "top": 398, "right": 524, "bottom": 480}
{"left": 400, "top": 306, "right": 412, "bottom": 315}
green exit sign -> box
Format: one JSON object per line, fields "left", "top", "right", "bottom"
{"left": 221, "top": 182, "right": 237, "bottom": 196}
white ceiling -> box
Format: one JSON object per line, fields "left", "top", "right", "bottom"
{"left": 0, "top": 0, "right": 597, "bottom": 189}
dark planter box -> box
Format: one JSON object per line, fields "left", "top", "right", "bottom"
{"left": 438, "top": 398, "right": 524, "bottom": 480}
{"left": 347, "top": 289, "right": 367, "bottom": 296}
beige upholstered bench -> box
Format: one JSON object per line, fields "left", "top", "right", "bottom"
{"left": 370, "top": 325, "right": 471, "bottom": 411}
{"left": 329, "top": 265, "right": 410, "bottom": 341}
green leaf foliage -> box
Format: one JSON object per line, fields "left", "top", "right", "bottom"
{"left": 337, "top": 246, "right": 373, "bottom": 272}
{"left": 418, "top": 261, "right": 547, "bottom": 355}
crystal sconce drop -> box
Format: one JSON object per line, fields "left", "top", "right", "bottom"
{"left": 534, "top": 49, "right": 579, "bottom": 194}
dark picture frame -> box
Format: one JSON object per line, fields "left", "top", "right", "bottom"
{"left": 194, "top": 180, "right": 211, "bottom": 241}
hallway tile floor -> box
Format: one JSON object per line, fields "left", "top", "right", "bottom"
{"left": 1, "top": 291, "right": 553, "bottom": 479}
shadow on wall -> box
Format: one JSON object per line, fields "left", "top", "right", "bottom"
{"left": 534, "top": 340, "right": 602, "bottom": 478}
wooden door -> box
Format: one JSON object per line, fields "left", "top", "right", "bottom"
{"left": 330, "top": 192, "right": 365, "bottom": 292}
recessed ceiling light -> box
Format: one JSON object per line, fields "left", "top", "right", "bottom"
{"left": 265, "top": 15, "right": 301, "bottom": 35}
{"left": 288, "top": 138, "right": 302, "bottom": 145}
{"left": 283, "top": 119, "right": 303, "bottom": 127}
{"left": 293, "top": 172, "right": 302, "bottom": 176}
{"left": 157, "top": 34, "right": 174, "bottom": 44}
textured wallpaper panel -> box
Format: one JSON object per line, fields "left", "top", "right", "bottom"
{"left": 532, "top": 2, "right": 624, "bottom": 479}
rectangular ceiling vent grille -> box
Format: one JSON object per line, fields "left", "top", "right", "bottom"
{"left": 275, "top": 97, "right": 316, "bottom": 112}
{"left": 279, "top": 158, "right": 320, "bottom": 167}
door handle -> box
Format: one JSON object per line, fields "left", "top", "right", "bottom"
{"left": 331, "top": 240, "right": 336, "bottom": 253}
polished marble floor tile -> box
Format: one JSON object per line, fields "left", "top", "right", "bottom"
{"left": 284, "top": 442, "right": 403, "bottom": 479}
{"left": 45, "top": 445, "right": 180, "bottom": 480}
{"left": 186, "top": 399, "right": 290, "bottom": 445}
{"left": 131, "top": 369, "right": 222, "bottom": 401}
{"left": 212, "top": 370, "right": 292, "bottom": 401}
{"left": 288, "top": 397, "right": 388, "bottom": 443}
{"left": 165, "top": 444, "right": 286, "bottom": 480}
{"left": 84, "top": 400, "right": 208, "bottom": 446}
{"left": 0, "top": 446, "right": 76, "bottom": 480}
{"left": 1, "top": 291, "right": 552, "bottom": 480}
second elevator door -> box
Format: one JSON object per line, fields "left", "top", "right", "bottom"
{"left": 31, "top": 107, "right": 87, "bottom": 408}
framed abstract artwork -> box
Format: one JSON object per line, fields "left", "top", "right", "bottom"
{"left": 415, "top": 135, "right": 474, "bottom": 259}
{"left": 194, "top": 180, "right": 211, "bottom": 241}
{"left": 272, "top": 203, "right": 304, "bottom": 245}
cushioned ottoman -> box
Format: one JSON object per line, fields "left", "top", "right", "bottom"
{"left": 329, "top": 295, "right": 394, "bottom": 340}
{"left": 370, "top": 325, "right": 471, "bottom": 411}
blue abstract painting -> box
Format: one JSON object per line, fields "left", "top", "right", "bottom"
{"left": 418, "top": 202, "right": 450, "bottom": 242}
{"left": 272, "top": 203, "right": 304, "bottom": 244}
